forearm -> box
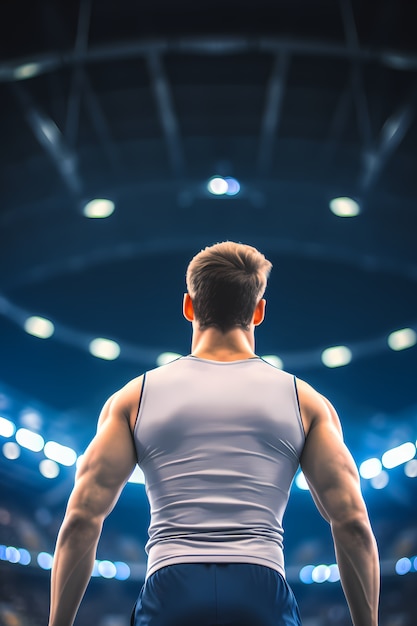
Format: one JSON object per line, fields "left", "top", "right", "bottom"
{"left": 49, "top": 514, "right": 103, "bottom": 626}
{"left": 332, "top": 519, "right": 380, "bottom": 626}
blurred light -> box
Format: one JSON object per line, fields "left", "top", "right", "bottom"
{"left": 13, "top": 62, "right": 41, "bottom": 80}
{"left": 83, "top": 198, "right": 115, "bottom": 218}
{"left": 114, "top": 561, "right": 131, "bottom": 580}
{"left": 295, "top": 472, "right": 309, "bottom": 491}
{"left": 312, "top": 564, "right": 330, "bottom": 583}
{"left": 98, "top": 560, "right": 117, "bottom": 579}
{"left": 395, "top": 557, "right": 412, "bottom": 575}
{"left": 18, "top": 548, "right": 31, "bottom": 566}
{"left": 224, "top": 177, "right": 240, "bottom": 196}
{"left": 37, "top": 552, "right": 53, "bottom": 570}
{"left": 20, "top": 409, "right": 42, "bottom": 430}
{"left": 404, "top": 459, "right": 417, "bottom": 478}
{"left": 15, "top": 428, "right": 44, "bottom": 452}
{"left": 328, "top": 564, "right": 340, "bottom": 583}
{"left": 207, "top": 176, "right": 228, "bottom": 195}
{"left": 359, "top": 458, "right": 382, "bottom": 479}
{"left": 0, "top": 545, "right": 7, "bottom": 560}
{"left": 0, "top": 417, "right": 15, "bottom": 438}
{"left": 370, "top": 470, "right": 389, "bottom": 489}
{"left": 261, "top": 355, "right": 283, "bottom": 369}
{"left": 24, "top": 315, "right": 54, "bottom": 339}
{"left": 2, "top": 442, "right": 20, "bottom": 460}
{"left": 387, "top": 328, "right": 417, "bottom": 351}
{"left": 128, "top": 466, "right": 145, "bottom": 484}
{"left": 39, "top": 459, "right": 60, "bottom": 479}
{"left": 299, "top": 565, "right": 315, "bottom": 584}
{"left": 321, "top": 345, "right": 352, "bottom": 368}
{"left": 44, "top": 441, "right": 77, "bottom": 466}
{"left": 89, "top": 338, "right": 120, "bottom": 360}
{"left": 329, "top": 196, "right": 360, "bottom": 217}
{"left": 382, "top": 442, "right": 416, "bottom": 469}
{"left": 156, "top": 352, "right": 182, "bottom": 366}
{"left": 76, "top": 454, "right": 85, "bottom": 469}
{"left": 5, "top": 546, "right": 20, "bottom": 564}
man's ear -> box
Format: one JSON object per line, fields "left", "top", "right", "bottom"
{"left": 183, "top": 293, "right": 195, "bottom": 322}
{"left": 253, "top": 298, "right": 266, "bottom": 326}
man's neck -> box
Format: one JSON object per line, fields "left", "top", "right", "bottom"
{"left": 190, "top": 325, "right": 257, "bottom": 362}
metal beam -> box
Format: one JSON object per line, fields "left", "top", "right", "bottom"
{"left": 13, "top": 83, "right": 83, "bottom": 196}
{"left": 65, "top": 0, "right": 93, "bottom": 147}
{"left": 147, "top": 50, "right": 185, "bottom": 177}
{"left": 257, "top": 52, "right": 289, "bottom": 174}
{"left": 2, "top": 36, "right": 417, "bottom": 84}
{"left": 360, "top": 94, "right": 416, "bottom": 192}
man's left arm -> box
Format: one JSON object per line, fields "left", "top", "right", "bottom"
{"left": 48, "top": 379, "right": 141, "bottom": 626}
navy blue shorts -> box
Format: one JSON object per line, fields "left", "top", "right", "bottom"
{"left": 131, "top": 563, "right": 301, "bottom": 626}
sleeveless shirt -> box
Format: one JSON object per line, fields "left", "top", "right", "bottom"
{"left": 133, "top": 355, "right": 305, "bottom": 580}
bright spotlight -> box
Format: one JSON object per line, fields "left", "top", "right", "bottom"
{"left": 37, "top": 552, "right": 53, "bottom": 570}
{"left": 224, "top": 177, "right": 240, "bottom": 196}
{"left": 329, "top": 197, "right": 360, "bottom": 217}
{"left": 382, "top": 442, "right": 416, "bottom": 469}
{"left": 39, "top": 459, "right": 60, "bottom": 479}
{"left": 321, "top": 345, "right": 352, "bottom": 368}
{"left": 15, "top": 428, "right": 44, "bottom": 452}
{"left": 98, "top": 560, "right": 117, "bottom": 579}
{"left": 359, "top": 458, "right": 382, "bottom": 479}
{"left": 395, "top": 557, "right": 412, "bottom": 575}
{"left": 83, "top": 198, "right": 115, "bottom": 218}
{"left": 44, "top": 441, "right": 77, "bottom": 466}
{"left": 89, "top": 338, "right": 120, "bottom": 360}
{"left": 0, "top": 417, "right": 16, "bottom": 438}
{"left": 404, "top": 459, "right": 417, "bottom": 478}
{"left": 312, "top": 564, "right": 330, "bottom": 583}
{"left": 299, "top": 565, "right": 315, "bottom": 584}
{"left": 24, "top": 316, "right": 55, "bottom": 339}
{"left": 207, "top": 176, "right": 228, "bottom": 195}
{"left": 2, "top": 442, "right": 20, "bottom": 460}
{"left": 387, "top": 328, "right": 417, "bottom": 351}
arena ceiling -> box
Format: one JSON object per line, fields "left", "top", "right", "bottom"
{"left": 0, "top": 0, "right": 416, "bottom": 466}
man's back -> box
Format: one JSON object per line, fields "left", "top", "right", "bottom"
{"left": 134, "top": 355, "right": 305, "bottom": 580}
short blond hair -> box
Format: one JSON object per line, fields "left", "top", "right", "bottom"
{"left": 186, "top": 241, "right": 272, "bottom": 332}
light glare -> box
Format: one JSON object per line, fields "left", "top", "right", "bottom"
{"left": 83, "top": 198, "right": 115, "bottom": 218}
{"left": 359, "top": 458, "right": 382, "bottom": 479}
{"left": 387, "top": 328, "right": 417, "bottom": 351}
{"left": 2, "top": 442, "right": 20, "bottom": 460}
{"left": 0, "top": 417, "right": 15, "bottom": 438}
{"left": 329, "top": 196, "right": 360, "bottom": 217}
{"left": 312, "top": 564, "right": 330, "bottom": 583}
{"left": 44, "top": 441, "right": 77, "bottom": 466}
{"left": 39, "top": 459, "right": 60, "bottom": 479}
{"left": 98, "top": 560, "right": 117, "bottom": 579}
{"left": 89, "top": 338, "right": 120, "bottom": 360}
{"left": 404, "top": 459, "right": 417, "bottom": 478}
{"left": 382, "top": 442, "right": 416, "bottom": 469}
{"left": 370, "top": 470, "right": 389, "bottom": 489}
{"left": 24, "top": 316, "right": 55, "bottom": 339}
{"left": 37, "top": 552, "right": 53, "bottom": 570}
{"left": 15, "top": 428, "right": 44, "bottom": 452}
{"left": 207, "top": 176, "right": 228, "bottom": 195}
{"left": 224, "top": 177, "right": 240, "bottom": 195}
{"left": 321, "top": 345, "right": 352, "bottom": 368}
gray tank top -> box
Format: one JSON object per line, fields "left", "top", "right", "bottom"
{"left": 133, "top": 355, "right": 305, "bottom": 580}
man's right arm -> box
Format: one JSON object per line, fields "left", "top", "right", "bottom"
{"left": 297, "top": 379, "right": 380, "bottom": 626}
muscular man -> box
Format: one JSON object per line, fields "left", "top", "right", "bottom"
{"left": 48, "top": 242, "right": 379, "bottom": 626}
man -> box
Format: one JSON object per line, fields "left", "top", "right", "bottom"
{"left": 48, "top": 241, "right": 379, "bottom": 626}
